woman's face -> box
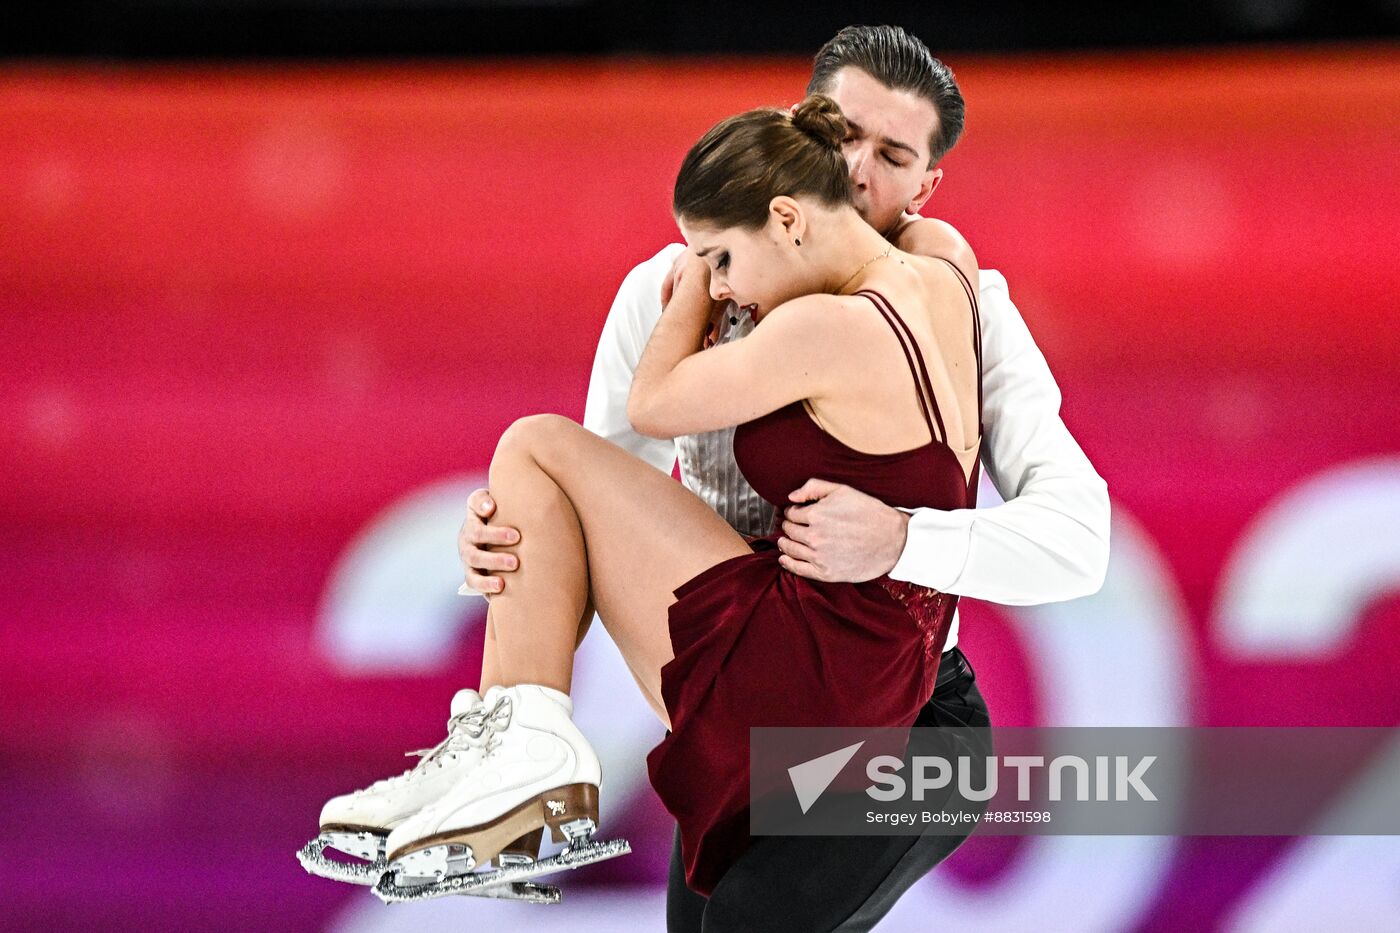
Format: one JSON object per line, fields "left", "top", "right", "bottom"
{"left": 677, "top": 216, "right": 807, "bottom": 320}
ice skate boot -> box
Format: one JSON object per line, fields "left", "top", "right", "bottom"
{"left": 297, "top": 688, "right": 559, "bottom": 901}
{"left": 373, "top": 683, "right": 630, "bottom": 904}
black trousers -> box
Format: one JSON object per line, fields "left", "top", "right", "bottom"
{"left": 665, "top": 647, "right": 991, "bottom": 933}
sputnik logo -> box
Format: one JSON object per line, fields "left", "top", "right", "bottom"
{"left": 787, "top": 741, "right": 866, "bottom": 814}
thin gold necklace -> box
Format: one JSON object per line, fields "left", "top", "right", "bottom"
{"left": 836, "top": 243, "right": 893, "bottom": 294}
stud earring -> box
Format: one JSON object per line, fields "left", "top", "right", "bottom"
{"left": 794, "top": 237, "right": 802, "bottom": 247}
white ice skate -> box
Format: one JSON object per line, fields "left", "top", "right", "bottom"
{"left": 373, "top": 683, "right": 631, "bottom": 904}
{"left": 297, "top": 688, "right": 560, "bottom": 903}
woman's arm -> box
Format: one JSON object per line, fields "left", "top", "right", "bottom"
{"left": 627, "top": 254, "right": 839, "bottom": 440}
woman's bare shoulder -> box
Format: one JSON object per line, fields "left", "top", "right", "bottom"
{"left": 758, "top": 292, "right": 870, "bottom": 326}
{"left": 893, "top": 217, "right": 979, "bottom": 294}
{"left": 753, "top": 293, "right": 893, "bottom": 358}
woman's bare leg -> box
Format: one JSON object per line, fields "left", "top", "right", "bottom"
{"left": 478, "top": 599, "right": 596, "bottom": 693}
{"left": 482, "top": 414, "right": 751, "bottom": 727}
{"left": 479, "top": 603, "right": 663, "bottom": 720}
{"left": 479, "top": 612, "right": 503, "bottom": 693}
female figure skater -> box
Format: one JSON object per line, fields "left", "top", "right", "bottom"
{"left": 318, "top": 93, "right": 982, "bottom": 901}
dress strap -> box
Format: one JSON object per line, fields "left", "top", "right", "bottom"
{"left": 855, "top": 289, "right": 945, "bottom": 445}
{"left": 930, "top": 257, "right": 983, "bottom": 420}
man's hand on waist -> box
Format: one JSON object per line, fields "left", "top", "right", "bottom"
{"left": 777, "top": 478, "right": 910, "bottom": 583}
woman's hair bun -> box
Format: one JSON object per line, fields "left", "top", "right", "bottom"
{"left": 790, "top": 94, "right": 847, "bottom": 152}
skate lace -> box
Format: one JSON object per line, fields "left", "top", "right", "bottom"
{"left": 362, "top": 696, "right": 513, "bottom": 792}
{"left": 475, "top": 695, "right": 513, "bottom": 760}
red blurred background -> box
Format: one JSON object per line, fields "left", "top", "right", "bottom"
{"left": 2, "top": 46, "right": 1398, "bottom": 932}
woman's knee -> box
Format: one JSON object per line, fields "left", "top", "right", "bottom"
{"left": 494, "top": 413, "right": 580, "bottom": 464}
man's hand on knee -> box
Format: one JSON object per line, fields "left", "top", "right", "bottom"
{"left": 458, "top": 487, "right": 521, "bottom": 596}
{"left": 777, "top": 479, "right": 910, "bottom": 583}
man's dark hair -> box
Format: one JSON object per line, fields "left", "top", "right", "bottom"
{"left": 806, "top": 24, "right": 965, "bottom": 166}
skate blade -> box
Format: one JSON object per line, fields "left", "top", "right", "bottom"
{"left": 372, "top": 837, "right": 631, "bottom": 904}
{"left": 297, "top": 832, "right": 389, "bottom": 885}
{"left": 456, "top": 880, "right": 561, "bottom": 904}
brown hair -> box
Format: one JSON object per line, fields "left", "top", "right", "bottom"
{"left": 807, "top": 24, "right": 965, "bottom": 166}
{"left": 672, "top": 94, "right": 853, "bottom": 230}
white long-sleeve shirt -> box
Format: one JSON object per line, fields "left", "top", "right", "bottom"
{"left": 583, "top": 243, "right": 1110, "bottom": 649}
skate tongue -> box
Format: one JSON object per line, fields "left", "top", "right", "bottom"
{"left": 450, "top": 689, "right": 484, "bottom": 717}
{"left": 483, "top": 684, "right": 573, "bottom": 716}
{"left": 535, "top": 685, "right": 573, "bottom": 715}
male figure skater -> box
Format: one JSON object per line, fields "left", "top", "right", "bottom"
{"left": 462, "top": 25, "right": 1110, "bottom": 932}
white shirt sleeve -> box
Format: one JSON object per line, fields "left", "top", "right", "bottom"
{"left": 582, "top": 243, "right": 687, "bottom": 475}
{"left": 888, "top": 270, "right": 1111, "bottom": 604}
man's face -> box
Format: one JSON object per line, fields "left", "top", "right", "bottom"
{"left": 821, "top": 66, "right": 942, "bottom": 235}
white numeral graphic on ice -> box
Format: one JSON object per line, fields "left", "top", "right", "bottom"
{"left": 1221, "top": 457, "right": 1400, "bottom": 933}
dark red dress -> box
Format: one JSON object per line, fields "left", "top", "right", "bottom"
{"left": 645, "top": 264, "right": 984, "bottom": 897}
